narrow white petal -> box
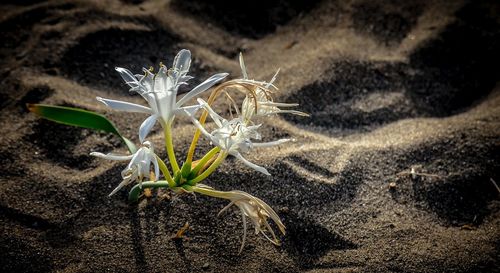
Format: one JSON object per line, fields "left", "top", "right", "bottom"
{"left": 115, "top": 67, "right": 143, "bottom": 91}
{"left": 271, "top": 110, "right": 310, "bottom": 117}
{"left": 252, "top": 139, "right": 290, "bottom": 148}
{"left": 265, "top": 68, "right": 280, "bottom": 88}
{"left": 197, "top": 98, "right": 225, "bottom": 128}
{"left": 173, "top": 49, "right": 191, "bottom": 75}
{"left": 174, "top": 104, "right": 200, "bottom": 118}
{"left": 90, "top": 152, "right": 133, "bottom": 161}
{"left": 176, "top": 73, "right": 229, "bottom": 107}
{"left": 139, "top": 115, "right": 158, "bottom": 143}
{"left": 232, "top": 152, "right": 270, "bottom": 175}
{"left": 97, "top": 97, "right": 152, "bottom": 114}
{"left": 261, "top": 220, "right": 279, "bottom": 245}
{"left": 152, "top": 154, "right": 159, "bottom": 181}
{"left": 188, "top": 115, "right": 214, "bottom": 140}
{"left": 239, "top": 53, "right": 249, "bottom": 79}
{"left": 218, "top": 201, "right": 235, "bottom": 216}
{"left": 259, "top": 101, "right": 299, "bottom": 107}
{"left": 108, "top": 178, "right": 131, "bottom": 196}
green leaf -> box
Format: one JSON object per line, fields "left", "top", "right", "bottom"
{"left": 27, "top": 104, "right": 137, "bottom": 153}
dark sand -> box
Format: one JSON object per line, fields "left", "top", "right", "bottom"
{"left": 1, "top": 0, "right": 499, "bottom": 272}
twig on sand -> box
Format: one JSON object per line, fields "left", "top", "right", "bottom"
{"left": 172, "top": 222, "right": 191, "bottom": 240}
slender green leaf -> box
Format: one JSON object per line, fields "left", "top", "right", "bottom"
{"left": 27, "top": 104, "right": 137, "bottom": 153}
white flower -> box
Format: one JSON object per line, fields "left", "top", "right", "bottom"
{"left": 238, "top": 53, "right": 308, "bottom": 121}
{"left": 189, "top": 99, "right": 289, "bottom": 175}
{"left": 90, "top": 141, "right": 159, "bottom": 196}
{"left": 194, "top": 184, "right": 285, "bottom": 253}
{"left": 97, "top": 49, "right": 228, "bottom": 142}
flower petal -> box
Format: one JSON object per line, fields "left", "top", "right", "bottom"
{"left": 109, "top": 176, "right": 132, "bottom": 196}
{"left": 252, "top": 139, "right": 290, "bottom": 148}
{"left": 197, "top": 98, "right": 225, "bottom": 128}
{"left": 188, "top": 115, "right": 213, "bottom": 140}
{"left": 154, "top": 66, "right": 169, "bottom": 94}
{"left": 90, "top": 152, "right": 134, "bottom": 161}
{"left": 239, "top": 53, "right": 249, "bottom": 79}
{"left": 174, "top": 104, "right": 200, "bottom": 118}
{"left": 265, "top": 68, "right": 280, "bottom": 88}
{"left": 232, "top": 152, "right": 270, "bottom": 175}
{"left": 152, "top": 155, "right": 159, "bottom": 181}
{"left": 173, "top": 49, "right": 191, "bottom": 76}
{"left": 115, "top": 67, "right": 144, "bottom": 92}
{"left": 176, "top": 73, "right": 229, "bottom": 107}
{"left": 139, "top": 115, "right": 158, "bottom": 143}
{"left": 97, "top": 97, "right": 152, "bottom": 114}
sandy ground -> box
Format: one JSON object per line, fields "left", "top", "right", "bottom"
{"left": 0, "top": 0, "right": 499, "bottom": 272}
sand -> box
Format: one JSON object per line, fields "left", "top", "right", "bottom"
{"left": 0, "top": 0, "right": 499, "bottom": 272}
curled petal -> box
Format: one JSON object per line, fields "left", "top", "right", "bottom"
{"left": 232, "top": 152, "right": 270, "bottom": 176}
{"left": 139, "top": 115, "right": 158, "bottom": 143}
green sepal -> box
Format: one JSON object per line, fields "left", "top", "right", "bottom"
{"left": 27, "top": 104, "right": 136, "bottom": 153}
{"left": 180, "top": 162, "right": 192, "bottom": 178}
{"left": 187, "top": 170, "right": 198, "bottom": 180}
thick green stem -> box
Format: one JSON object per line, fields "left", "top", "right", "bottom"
{"left": 164, "top": 122, "right": 180, "bottom": 173}
{"left": 191, "top": 147, "right": 221, "bottom": 175}
{"left": 128, "top": 181, "right": 170, "bottom": 202}
{"left": 189, "top": 152, "right": 227, "bottom": 184}
{"left": 155, "top": 155, "right": 175, "bottom": 188}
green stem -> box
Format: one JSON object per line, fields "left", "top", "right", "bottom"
{"left": 164, "top": 122, "right": 180, "bottom": 173}
{"left": 128, "top": 181, "right": 170, "bottom": 202}
{"left": 189, "top": 152, "right": 227, "bottom": 184}
{"left": 191, "top": 147, "right": 221, "bottom": 175}
{"left": 155, "top": 155, "right": 175, "bottom": 188}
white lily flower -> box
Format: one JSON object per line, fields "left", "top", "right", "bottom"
{"left": 97, "top": 49, "right": 229, "bottom": 142}
{"left": 194, "top": 184, "right": 285, "bottom": 253}
{"left": 189, "top": 98, "right": 289, "bottom": 176}
{"left": 238, "top": 53, "right": 308, "bottom": 121}
{"left": 90, "top": 141, "right": 159, "bottom": 196}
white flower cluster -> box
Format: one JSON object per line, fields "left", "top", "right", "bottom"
{"left": 90, "top": 50, "right": 306, "bottom": 252}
